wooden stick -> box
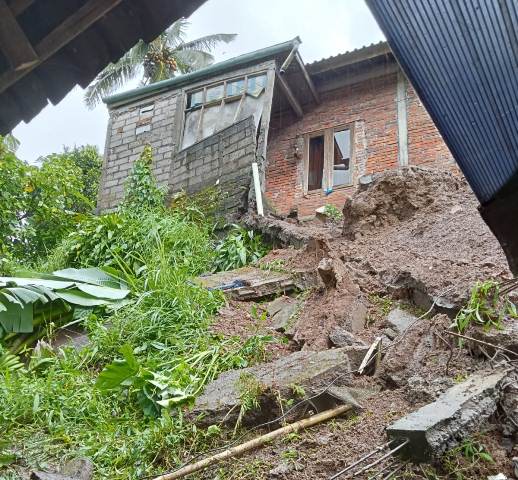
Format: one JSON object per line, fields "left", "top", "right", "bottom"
{"left": 152, "top": 404, "right": 353, "bottom": 480}
{"left": 444, "top": 330, "right": 518, "bottom": 358}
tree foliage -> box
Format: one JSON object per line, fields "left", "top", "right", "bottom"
{"left": 84, "top": 18, "right": 236, "bottom": 108}
{"left": 0, "top": 140, "right": 103, "bottom": 261}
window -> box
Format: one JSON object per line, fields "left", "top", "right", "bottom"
{"left": 305, "top": 126, "right": 352, "bottom": 192}
{"left": 182, "top": 72, "right": 269, "bottom": 149}
{"left": 308, "top": 135, "right": 325, "bottom": 191}
{"left": 333, "top": 129, "right": 351, "bottom": 187}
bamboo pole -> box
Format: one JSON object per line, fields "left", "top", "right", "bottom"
{"left": 152, "top": 404, "right": 353, "bottom": 480}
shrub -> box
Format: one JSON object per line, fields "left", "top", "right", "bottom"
{"left": 213, "top": 225, "right": 269, "bottom": 272}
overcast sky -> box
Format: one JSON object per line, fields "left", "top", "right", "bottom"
{"left": 12, "top": 0, "right": 384, "bottom": 163}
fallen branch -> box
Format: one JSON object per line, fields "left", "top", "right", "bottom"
{"left": 152, "top": 404, "right": 353, "bottom": 480}
{"left": 443, "top": 330, "right": 518, "bottom": 358}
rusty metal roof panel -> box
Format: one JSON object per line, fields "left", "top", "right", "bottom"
{"left": 366, "top": 0, "right": 518, "bottom": 204}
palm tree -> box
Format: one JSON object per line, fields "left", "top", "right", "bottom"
{"left": 84, "top": 18, "right": 236, "bottom": 108}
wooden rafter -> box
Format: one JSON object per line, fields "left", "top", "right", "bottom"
{"left": 295, "top": 53, "right": 320, "bottom": 104}
{"left": 0, "top": 0, "right": 123, "bottom": 94}
{"left": 0, "top": 0, "right": 38, "bottom": 71}
{"left": 275, "top": 70, "right": 303, "bottom": 118}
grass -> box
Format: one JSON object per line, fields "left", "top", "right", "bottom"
{"left": 0, "top": 204, "right": 274, "bottom": 479}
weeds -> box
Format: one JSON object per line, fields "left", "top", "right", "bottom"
{"left": 213, "top": 224, "right": 269, "bottom": 272}
{"left": 452, "top": 280, "right": 517, "bottom": 334}
{"left": 442, "top": 437, "right": 494, "bottom": 480}
{"left": 234, "top": 372, "right": 264, "bottom": 434}
{"left": 0, "top": 147, "right": 275, "bottom": 478}
{"left": 323, "top": 204, "right": 343, "bottom": 222}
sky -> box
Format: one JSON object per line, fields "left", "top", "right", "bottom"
{"left": 12, "top": 0, "right": 385, "bottom": 163}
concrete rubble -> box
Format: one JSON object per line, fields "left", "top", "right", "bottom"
{"left": 201, "top": 168, "right": 518, "bottom": 477}
{"left": 191, "top": 347, "right": 370, "bottom": 427}
{"left": 387, "top": 369, "right": 509, "bottom": 461}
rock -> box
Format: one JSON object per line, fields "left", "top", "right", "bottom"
{"left": 61, "top": 458, "right": 94, "bottom": 480}
{"left": 191, "top": 346, "right": 368, "bottom": 427}
{"left": 487, "top": 475, "right": 507, "bottom": 480}
{"left": 268, "top": 462, "right": 292, "bottom": 477}
{"left": 386, "top": 308, "right": 418, "bottom": 334}
{"left": 387, "top": 369, "right": 509, "bottom": 462}
{"left": 469, "top": 320, "right": 518, "bottom": 356}
{"left": 344, "top": 298, "right": 368, "bottom": 333}
{"left": 318, "top": 258, "right": 338, "bottom": 288}
{"left": 450, "top": 204, "right": 463, "bottom": 215}
{"left": 267, "top": 296, "right": 299, "bottom": 334}
{"left": 328, "top": 327, "right": 366, "bottom": 347}
{"left": 31, "top": 457, "right": 93, "bottom": 480}
{"left": 512, "top": 457, "right": 518, "bottom": 478}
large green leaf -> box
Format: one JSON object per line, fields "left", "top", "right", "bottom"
{"left": 55, "top": 289, "right": 111, "bottom": 307}
{"left": 0, "top": 277, "right": 74, "bottom": 290}
{"left": 52, "top": 267, "right": 125, "bottom": 289}
{"left": 96, "top": 344, "right": 140, "bottom": 391}
{"left": 75, "top": 283, "right": 129, "bottom": 300}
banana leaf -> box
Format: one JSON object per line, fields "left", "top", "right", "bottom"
{"left": 0, "top": 267, "right": 131, "bottom": 334}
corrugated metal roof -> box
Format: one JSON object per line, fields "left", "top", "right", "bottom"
{"left": 366, "top": 0, "right": 518, "bottom": 204}
{"left": 307, "top": 41, "right": 390, "bottom": 74}
{"left": 0, "top": 0, "right": 205, "bottom": 135}
{"left": 105, "top": 37, "right": 301, "bottom": 106}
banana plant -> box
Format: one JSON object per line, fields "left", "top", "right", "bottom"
{"left": 0, "top": 267, "right": 131, "bottom": 353}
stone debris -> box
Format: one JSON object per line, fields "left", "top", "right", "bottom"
{"left": 191, "top": 346, "right": 368, "bottom": 426}
{"left": 267, "top": 296, "right": 299, "bottom": 335}
{"left": 31, "top": 457, "right": 93, "bottom": 480}
{"left": 387, "top": 369, "right": 509, "bottom": 462}
{"left": 328, "top": 327, "right": 366, "bottom": 348}
{"left": 386, "top": 308, "right": 418, "bottom": 334}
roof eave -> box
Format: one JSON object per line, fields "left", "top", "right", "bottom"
{"left": 104, "top": 37, "right": 301, "bottom": 107}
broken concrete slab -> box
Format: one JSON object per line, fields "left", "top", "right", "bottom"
{"left": 267, "top": 296, "right": 299, "bottom": 334}
{"left": 328, "top": 327, "right": 366, "bottom": 348}
{"left": 386, "top": 308, "right": 418, "bottom": 334}
{"left": 197, "top": 266, "right": 300, "bottom": 300}
{"left": 191, "top": 346, "right": 368, "bottom": 427}
{"left": 387, "top": 369, "right": 509, "bottom": 462}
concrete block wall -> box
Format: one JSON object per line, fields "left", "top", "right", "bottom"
{"left": 265, "top": 72, "right": 455, "bottom": 218}
{"left": 98, "top": 90, "right": 180, "bottom": 211}
{"left": 169, "top": 116, "right": 257, "bottom": 219}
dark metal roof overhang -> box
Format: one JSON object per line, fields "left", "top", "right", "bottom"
{"left": 0, "top": 0, "right": 205, "bottom": 134}
{"left": 366, "top": 0, "right": 518, "bottom": 274}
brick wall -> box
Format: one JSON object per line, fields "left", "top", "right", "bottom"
{"left": 265, "top": 72, "right": 455, "bottom": 218}
{"left": 169, "top": 116, "right": 257, "bottom": 220}
{"left": 98, "top": 91, "right": 180, "bottom": 211}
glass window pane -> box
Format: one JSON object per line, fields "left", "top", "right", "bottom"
{"left": 226, "top": 78, "right": 245, "bottom": 97}
{"left": 206, "top": 84, "right": 224, "bottom": 103}
{"left": 308, "top": 135, "right": 325, "bottom": 191}
{"left": 247, "top": 74, "right": 267, "bottom": 96}
{"left": 200, "top": 104, "right": 221, "bottom": 139}
{"left": 187, "top": 90, "right": 203, "bottom": 108}
{"left": 333, "top": 129, "right": 351, "bottom": 186}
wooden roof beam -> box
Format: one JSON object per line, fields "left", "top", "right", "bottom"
{"left": 0, "top": 0, "right": 38, "bottom": 71}
{"left": 275, "top": 70, "right": 303, "bottom": 118}
{"left": 295, "top": 52, "right": 320, "bottom": 104}
{"left": 0, "top": 0, "right": 123, "bottom": 94}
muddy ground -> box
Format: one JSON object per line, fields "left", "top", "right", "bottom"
{"left": 203, "top": 167, "right": 517, "bottom": 479}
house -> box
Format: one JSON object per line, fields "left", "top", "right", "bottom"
{"left": 99, "top": 38, "right": 454, "bottom": 219}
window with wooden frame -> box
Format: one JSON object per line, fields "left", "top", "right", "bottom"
{"left": 182, "top": 72, "right": 268, "bottom": 149}
{"left": 305, "top": 126, "right": 353, "bottom": 193}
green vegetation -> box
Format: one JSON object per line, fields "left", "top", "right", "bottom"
{"left": 84, "top": 18, "right": 236, "bottom": 108}
{"left": 323, "top": 204, "right": 343, "bottom": 222}
{"left": 213, "top": 224, "right": 269, "bottom": 272}
{"left": 0, "top": 140, "right": 102, "bottom": 265}
{"left": 452, "top": 280, "right": 517, "bottom": 334}
{"left": 0, "top": 142, "right": 273, "bottom": 478}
